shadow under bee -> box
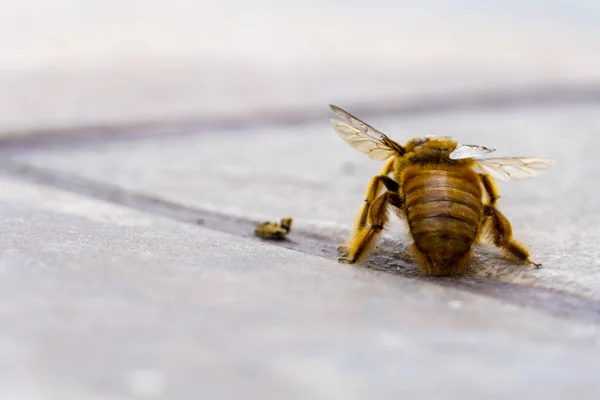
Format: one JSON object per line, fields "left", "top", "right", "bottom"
{"left": 362, "top": 237, "right": 540, "bottom": 279}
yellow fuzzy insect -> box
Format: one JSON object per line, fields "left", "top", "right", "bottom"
{"left": 330, "top": 105, "right": 555, "bottom": 276}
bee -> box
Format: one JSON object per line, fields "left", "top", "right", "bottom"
{"left": 330, "top": 104, "right": 555, "bottom": 276}
{"left": 254, "top": 217, "right": 293, "bottom": 240}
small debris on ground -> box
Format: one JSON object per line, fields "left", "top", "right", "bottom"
{"left": 254, "top": 217, "right": 293, "bottom": 240}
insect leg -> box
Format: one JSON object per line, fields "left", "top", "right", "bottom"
{"left": 338, "top": 157, "right": 397, "bottom": 256}
{"left": 356, "top": 175, "right": 400, "bottom": 230}
{"left": 339, "top": 191, "right": 403, "bottom": 264}
{"left": 479, "top": 174, "right": 499, "bottom": 205}
{"left": 354, "top": 157, "right": 398, "bottom": 231}
{"left": 482, "top": 205, "right": 541, "bottom": 268}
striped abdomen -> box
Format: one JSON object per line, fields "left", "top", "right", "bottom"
{"left": 402, "top": 166, "right": 483, "bottom": 275}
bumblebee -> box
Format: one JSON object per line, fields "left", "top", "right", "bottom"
{"left": 254, "top": 217, "right": 293, "bottom": 240}
{"left": 330, "top": 105, "right": 555, "bottom": 276}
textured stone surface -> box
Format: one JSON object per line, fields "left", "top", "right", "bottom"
{"left": 1, "top": 175, "right": 600, "bottom": 399}
{"left": 2, "top": 1, "right": 600, "bottom": 132}
{"left": 11, "top": 104, "right": 600, "bottom": 300}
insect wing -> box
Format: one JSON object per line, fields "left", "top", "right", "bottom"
{"left": 330, "top": 104, "right": 387, "bottom": 139}
{"left": 329, "top": 104, "right": 403, "bottom": 160}
{"left": 330, "top": 119, "right": 397, "bottom": 160}
{"left": 449, "top": 144, "right": 496, "bottom": 160}
{"left": 473, "top": 157, "right": 556, "bottom": 181}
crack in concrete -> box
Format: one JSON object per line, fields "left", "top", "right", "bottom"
{"left": 2, "top": 159, "right": 599, "bottom": 324}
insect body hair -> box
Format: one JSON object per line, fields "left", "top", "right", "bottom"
{"left": 400, "top": 164, "right": 483, "bottom": 276}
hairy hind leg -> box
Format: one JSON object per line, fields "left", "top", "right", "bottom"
{"left": 481, "top": 204, "right": 541, "bottom": 268}
{"left": 339, "top": 191, "right": 403, "bottom": 264}
{"left": 479, "top": 173, "right": 499, "bottom": 206}
{"left": 338, "top": 157, "right": 398, "bottom": 256}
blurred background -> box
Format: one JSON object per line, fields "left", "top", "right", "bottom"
{"left": 2, "top": 0, "right": 600, "bottom": 133}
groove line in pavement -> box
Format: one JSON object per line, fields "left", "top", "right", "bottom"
{"left": 2, "top": 159, "right": 599, "bottom": 324}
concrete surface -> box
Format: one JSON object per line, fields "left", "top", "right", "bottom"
{"left": 2, "top": 1, "right": 600, "bottom": 398}
{"left": 11, "top": 104, "right": 600, "bottom": 301}
{"left": 1, "top": 175, "right": 600, "bottom": 399}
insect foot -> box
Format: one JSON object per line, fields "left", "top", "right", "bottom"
{"left": 529, "top": 260, "right": 542, "bottom": 268}
{"left": 337, "top": 245, "right": 350, "bottom": 257}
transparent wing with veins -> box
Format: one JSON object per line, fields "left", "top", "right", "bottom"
{"left": 329, "top": 104, "right": 404, "bottom": 161}
{"left": 473, "top": 157, "right": 556, "bottom": 181}
{"left": 450, "top": 143, "right": 555, "bottom": 181}
{"left": 449, "top": 144, "right": 496, "bottom": 160}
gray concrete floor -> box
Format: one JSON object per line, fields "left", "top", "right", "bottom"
{"left": 2, "top": 1, "right": 600, "bottom": 399}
